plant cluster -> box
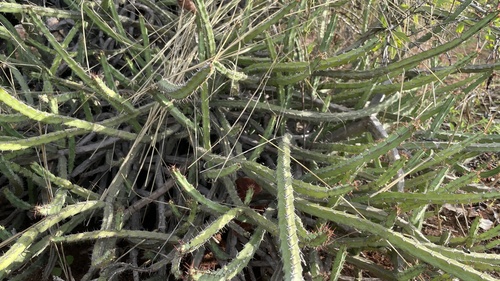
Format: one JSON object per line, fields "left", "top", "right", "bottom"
{"left": 0, "top": 0, "right": 499, "bottom": 280}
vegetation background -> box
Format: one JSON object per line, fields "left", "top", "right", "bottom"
{"left": 0, "top": 0, "right": 499, "bottom": 280}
